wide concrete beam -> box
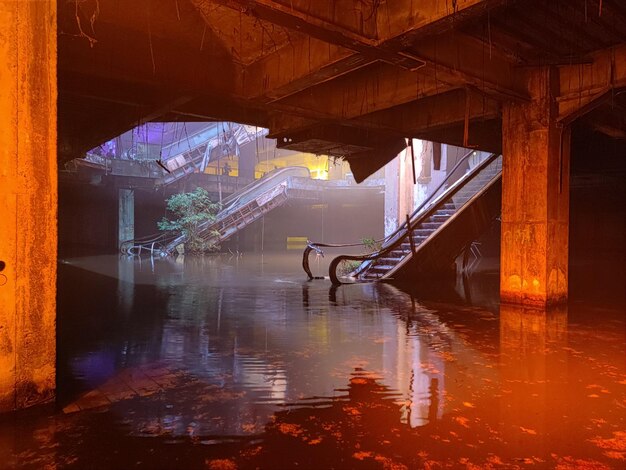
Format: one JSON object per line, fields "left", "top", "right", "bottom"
{"left": 376, "top": 0, "right": 507, "bottom": 42}
{"left": 241, "top": 0, "right": 516, "bottom": 102}
{"left": 269, "top": 88, "right": 501, "bottom": 157}
{"left": 0, "top": 0, "right": 57, "bottom": 412}
{"left": 355, "top": 88, "right": 501, "bottom": 136}
{"left": 244, "top": 39, "right": 375, "bottom": 102}
{"left": 557, "top": 43, "right": 626, "bottom": 123}
{"left": 204, "top": 0, "right": 425, "bottom": 70}
{"left": 410, "top": 32, "right": 527, "bottom": 102}
{"left": 501, "top": 67, "right": 570, "bottom": 307}
{"left": 261, "top": 31, "right": 522, "bottom": 138}
{"left": 268, "top": 62, "right": 457, "bottom": 131}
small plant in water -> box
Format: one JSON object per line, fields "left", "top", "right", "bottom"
{"left": 338, "top": 260, "right": 362, "bottom": 276}
{"left": 158, "top": 188, "right": 221, "bottom": 254}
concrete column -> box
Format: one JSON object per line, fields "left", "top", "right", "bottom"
{"left": 0, "top": 1, "right": 57, "bottom": 412}
{"left": 118, "top": 189, "right": 135, "bottom": 250}
{"left": 238, "top": 141, "right": 256, "bottom": 181}
{"left": 384, "top": 154, "right": 400, "bottom": 236}
{"left": 501, "top": 67, "right": 570, "bottom": 307}
{"left": 384, "top": 145, "right": 414, "bottom": 236}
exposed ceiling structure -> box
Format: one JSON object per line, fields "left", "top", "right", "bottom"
{"left": 58, "top": 0, "right": 626, "bottom": 181}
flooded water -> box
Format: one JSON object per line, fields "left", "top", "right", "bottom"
{"left": 1, "top": 253, "right": 625, "bottom": 469}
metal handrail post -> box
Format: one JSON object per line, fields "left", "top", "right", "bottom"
{"left": 406, "top": 213, "right": 416, "bottom": 255}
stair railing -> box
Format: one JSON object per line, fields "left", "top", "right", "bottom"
{"left": 303, "top": 149, "right": 477, "bottom": 279}
{"left": 406, "top": 213, "right": 416, "bottom": 255}
{"left": 323, "top": 152, "right": 500, "bottom": 285}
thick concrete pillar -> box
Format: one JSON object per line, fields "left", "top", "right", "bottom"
{"left": 118, "top": 189, "right": 135, "bottom": 249}
{"left": 501, "top": 67, "right": 570, "bottom": 306}
{"left": 384, "top": 154, "right": 400, "bottom": 236}
{"left": 238, "top": 140, "right": 256, "bottom": 181}
{"left": 0, "top": 1, "right": 57, "bottom": 412}
{"left": 384, "top": 144, "right": 414, "bottom": 236}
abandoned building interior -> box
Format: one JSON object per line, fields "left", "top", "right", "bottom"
{"left": 0, "top": 0, "right": 625, "bottom": 468}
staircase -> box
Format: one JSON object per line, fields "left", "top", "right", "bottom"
{"left": 123, "top": 167, "right": 317, "bottom": 255}
{"left": 313, "top": 152, "right": 502, "bottom": 285}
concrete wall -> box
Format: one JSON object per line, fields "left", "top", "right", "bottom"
{"left": 0, "top": 1, "right": 57, "bottom": 412}
{"left": 224, "top": 192, "right": 384, "bottom": 253}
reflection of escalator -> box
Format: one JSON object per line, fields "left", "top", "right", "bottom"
{"left": 124, "top": 167, "right": 312, "bottom": 255}
{"left": 307, "top": 153, "right": 502, "bottom": 285}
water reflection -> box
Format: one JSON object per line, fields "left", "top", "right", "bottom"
{"left": 59, "top": 255, "right": 458, "bottom": 436}
{"left": 1, "top": 254, "right": 624, "bottom": 469}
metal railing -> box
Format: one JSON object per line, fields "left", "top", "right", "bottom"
{"left": 303, "top": 151, "right": 502, "bottom": 284}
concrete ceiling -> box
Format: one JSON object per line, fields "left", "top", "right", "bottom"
{"left": 58, "top": 0, "right": 626, "bottom": 180}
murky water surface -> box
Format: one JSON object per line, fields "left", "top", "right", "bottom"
{"left": 0, "top": 253, "right": 624, "bottom": 469}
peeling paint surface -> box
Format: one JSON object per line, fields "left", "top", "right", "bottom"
{"left": 0, "top": 0, "right": 57, "bottom": 413}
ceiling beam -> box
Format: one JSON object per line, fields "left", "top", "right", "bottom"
{"left": 264, "top": 30, "right": 522, "bottom": 133}
{"left": 170, "top": 96, "right": 270, "bottom": 127}
{"left": 270, "top": 89, "right": 502, "bottom": 153}
{"left": 244, "top": 39, "right": 375, "bottom": 102}
{"left": 376, "top": 0, "right": 512, "bottom": 43}
{"left": 353, "top": 88, "right": 501, "bottom": 137}
{"left": 558, "top": 43, "right": 626, "bottom": 122}
{"left": 238, "top": 0, "right": 518, "bottom": 103}
{"left": 408, "top": 31, "right": 528, "bottom": 102}
{"left": 201, "top": 0, "right": 425, "bottom": 70}
{"left": 266, "top": 62, "right": 459, "bottom": 135}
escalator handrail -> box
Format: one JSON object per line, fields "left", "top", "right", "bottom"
{"left": 161, "top": 167, "right": 309, "bottom": 252}
{"left": 327, "top": 153, "right": 501, "bottom": 284}
{"left": 303, "top": 149, "right": 478, "bottom": 277}
{"left": 305, "top": 149, "right": 477, "bottom": 257}
{"left": 219, "top": 166, "right": 310, "bottom": 213}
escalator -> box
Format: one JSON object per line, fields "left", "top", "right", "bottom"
{"left": 75, "top": 123, "right": 266, "bottom": 187}
{"left": 304, "top": 152, "right": 502, "bottom": 285}
{"left": 123, "top": 166, "right": 315, "bottom": 255}
{"left": 159, "top": 124, "right": 266, "bottom": 186}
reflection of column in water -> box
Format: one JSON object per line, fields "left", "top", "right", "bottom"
{"left": 117, "top": 256, "right": 135, "bottom": 315}
{"left": 382, "top": 319, "right": 435, "bottom": 428}
{"left": 499, "top": 303, "right": 568, "bottom": 442}
{"left": 315, "top": 252, "right": 322, "bottom": 278}
{"left": 302, "top": 284, "right": 309, "bottom": 308}
{"left": 408, "top": 330, "right": 436, "bottom": 428}
{"left": 427, "top": 378, "right": 440, "bottom": 423}
{"left": 217, "top": 288, "right": 223, "bottom": 332}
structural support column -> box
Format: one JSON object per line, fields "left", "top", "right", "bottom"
{"left": 0, "top": 1, "right": 57, "bottom": 411}
{"left": 118, "top": 189, "right": 135, "bottom": 250}
{"left": 501, "top": 67, "right": 570, "bottom": 306}
{"left": 384, "top": 143, "right": 415, "bottom": 236}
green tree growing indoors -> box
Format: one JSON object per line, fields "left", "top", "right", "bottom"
{"left": 158, "top": 188, "right": 221, "bottom": 253}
